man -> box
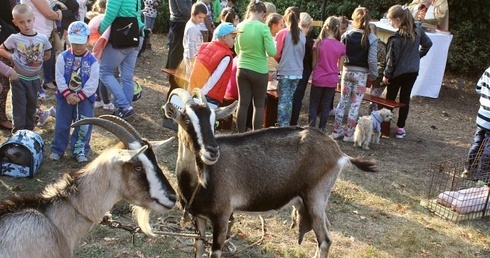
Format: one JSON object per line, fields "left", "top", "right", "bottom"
{"left": 166, "top": 0, "right": 192, "bottom": 69}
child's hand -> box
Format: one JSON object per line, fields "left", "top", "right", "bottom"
{"left": 9, "top": 70, "right": 18, "bottom": 81}
{"left": 66, "top": 93, "right": 79, "bottom": 105}
{"left": 382, "top": 76, "right": 390, "bottom": 85}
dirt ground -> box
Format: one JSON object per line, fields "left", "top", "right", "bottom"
{"left": 0, "top": 33, "right": 488, "bottom": 257}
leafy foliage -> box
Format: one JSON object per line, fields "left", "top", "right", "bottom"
{"left": 153, "top": 0, "right": 489, "bottom": 77}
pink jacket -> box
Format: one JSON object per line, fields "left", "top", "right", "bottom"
{"left": 88, "top": 14, "right": 111, "bottom": 61}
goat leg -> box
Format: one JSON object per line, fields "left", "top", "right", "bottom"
{"left": 194, "top": 216, "right": 207, "bottom": 258}
{"left": 210, "top": 214, "right": 232, "bottom": 258}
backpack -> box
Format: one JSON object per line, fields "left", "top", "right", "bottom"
{"left": 0, "top": 130, "right": 45, "bottom": 178}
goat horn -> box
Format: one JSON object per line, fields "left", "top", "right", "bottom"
{"left": 168, "top": 88, "right": 194, "bottom": 107}
{"left": 98, "top": 115, "right": 144, "bottom": 142}
{"left": 192, "top": 88, "right": 208, "bottom": 108}
{"left": 71, "top": 118, "right": 137, "bottom": 149}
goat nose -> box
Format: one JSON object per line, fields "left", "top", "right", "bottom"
{"left": 206, "top": 146, "right": 220, "bottom": 159}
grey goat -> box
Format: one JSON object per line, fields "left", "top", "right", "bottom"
{"left": 0, "top": 116, "right": 177, "bottom": 258}
{"left": 163, "top": 89, "right": 377, "bottom": 258}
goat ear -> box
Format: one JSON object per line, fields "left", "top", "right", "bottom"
{"left": 150, "top": 137, "right": 176, "bottom": 151}
{"left": 115, "top": 146, "right": 148, "bottom": 162}
{"left": 214, "top": 101, "right": 238, "bottom": 120}
{"left": 163, "top": 102, "right": 183, "bottom": 121}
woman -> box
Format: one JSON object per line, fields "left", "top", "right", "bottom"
{"left": 0, "top": 0, "right": 18, "bottom": 130}
{"left": 235, "top": 0, "right": 276, "bottom": 132}
{"left": 21, "top": 0, "right": 63, "bottom": 90}
{"left": 98, "top": 0, "right": 144, "bottom": 119}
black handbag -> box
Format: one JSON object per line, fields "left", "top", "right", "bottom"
{"left": 109, "top": 0, "right": 140, "bottom": 48}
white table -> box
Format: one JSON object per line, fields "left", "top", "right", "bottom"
{"left": 371, "top": 21, "right": 453, "bottom": 98}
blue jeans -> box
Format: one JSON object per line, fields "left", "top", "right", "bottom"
{"left": 277, "top": 78, "right": 299, "bottom": 127}
{"left": 290, "top": 69, "right": 311, "bottom": 126}
{"left": 99, "top": 41, "right": 142, "bottom": 110}
{"left": 51, "top": 97, "right": 94, "bottom": 157}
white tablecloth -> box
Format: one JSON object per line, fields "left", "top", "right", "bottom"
{"left": 371, "top": 22, "right": 453, "bottom": 98}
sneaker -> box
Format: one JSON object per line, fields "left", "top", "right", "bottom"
{"left": 50, "top": 153, "right": 61, "bottom": 161}
{"left": 395, "top": 128, "right": 406, "bottom": 139}
{"left": 36, "top": 109, "right": 50, "bottom": 126}
{"left": 43, "top": 82, "right": 57, "bottom": 90}
{"left": 343, "top": 134, "right": 355, "bottom": 142}
{"left": 38, "top": 88, "right": 47, "bottom": 101}
{"left": 76, "top": 154, "right": 88, "bottom": 163}
{"left": 94, "top": 101, "right": 104, "bottom": 108}
{"left": 48, "top": 106, "right": 56, "bottom": 118}
{"left": 331, "top": 128, "right": 345, "bottom": 139}
{"left": 116, "top": 107, "right": 136, "bottom": 120}
{"left": 103, "top": 103, "right": 116, "bottom": 111}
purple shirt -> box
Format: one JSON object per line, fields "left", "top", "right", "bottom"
{"left": 311, "top": 38, "right": 346, "bottom": 88}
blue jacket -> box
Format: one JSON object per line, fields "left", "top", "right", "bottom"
{"left": 55, "top": 49, "right": 98, "bottom": 102}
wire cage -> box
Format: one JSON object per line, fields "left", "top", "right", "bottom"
{"left": 423, "top": 152, "right": 490, "bottom": 222}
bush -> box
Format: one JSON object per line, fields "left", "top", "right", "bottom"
{"left": 153, "top": 0, "right": 490, "bottom": 78}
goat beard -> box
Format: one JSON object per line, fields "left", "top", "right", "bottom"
{"left": 131, "top": 205, "right": 154, "bottom": 236}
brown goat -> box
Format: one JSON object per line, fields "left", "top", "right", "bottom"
{"left": 163, "top": 89, "right": 377, "bottom": 258}
{"left": 0, "top": 116, "right": 177, "bottom": 258}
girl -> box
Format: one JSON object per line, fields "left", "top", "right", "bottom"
{"left": 274, "top": 8, "right": 305, "bottom": 127}
{"left": 383, "top": 4, "right": 432, "bottom": 138}
{"left": 220, "top": 6, "right": 238, "bottom": 25}
{"left": 308, "top": 16, "right": 345, "bottom": 130}
{"left": 290, "top": 12, "right": 313, "bottom": 126}
{"left": 332, "top": 6, "right": 378, "bottom": 142}
{"left": 235, "top": 0, "right": 276, "bottom": 132}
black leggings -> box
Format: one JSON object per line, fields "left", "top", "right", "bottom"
{"left": 236, "top": 68, "right": 268, "bottom": 132}
{"left": 385, "top": 72, "right": 418, "bottom": 128}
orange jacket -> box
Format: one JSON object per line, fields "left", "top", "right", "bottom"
{"left": 189, "top": 41, "right": 233, "bottom": 103}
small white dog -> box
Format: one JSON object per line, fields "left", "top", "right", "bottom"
{"left": 354, "top": 108, "right": 393, "bottom": 150}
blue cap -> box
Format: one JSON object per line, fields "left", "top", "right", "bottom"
{"left": 68, "top": 21, "right": 89, "bottom": 44}
{"left": 214, "top": 22, "right": 242, "bottom": 38}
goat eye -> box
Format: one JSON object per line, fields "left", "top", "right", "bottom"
{"left": 135, "top": 166, "right": 143, "bottom": 172}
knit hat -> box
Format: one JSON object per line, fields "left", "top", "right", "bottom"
{"left": 68, "top": 21, "right": 89, "bottom": 44}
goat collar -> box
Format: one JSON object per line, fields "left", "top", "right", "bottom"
{"left": 67, "top": 197, "right": 96, "bottom": 224}
{"left": 181, "top": 183, "right": 200, "bottom": 225}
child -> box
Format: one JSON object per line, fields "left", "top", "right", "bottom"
{"left": 50, "top": 21, "right": 99, "bottom": 163}
{"left": 86, "top": 0, "right": 115, "bottom": 111}
{"left": 235, "top": 0, "right": 275, "bottom": 133}
{"left": 463, "top": 67, "right": 490, "bottom": 177}
{"left": 142, "top": 0, "right": 160, "bottom": 52}
{"left": 0, "top": 4, "right": 52, "bottom": 134}
{"left": 198, "top": 0, "right": 214, "bottom": 42}
{"left": 383, "top": 4, "right": 432, "bottom": 139}
{"left": 368, "top": 24, "right": 387, "bottom": 112}
{"left": 308, "top": 16, "right": 345, "bottom": 130}
{"left": 290, "top": 12, "right": 314, "bottom": 126}
{"left": 183, "top": 2, "right": 207, "bottom": 76}
{"left": 189, "top": 22, "right": 241, "bottom": 106}
{"left": 332, "top": 6, "right": 378, "bottom": 142}
{"left": 274, "top": 9, "right": 305, "bottom": 127}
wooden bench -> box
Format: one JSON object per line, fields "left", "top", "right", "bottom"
{"left": 265, "top": 87, "right": 405, "bottom": 137}
{"left": 162, "top": 68, "right": 234, "bottom": 130}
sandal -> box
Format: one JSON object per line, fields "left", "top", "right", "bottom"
{"left": 0, "top": 120, "right": 12, "bottom": 130}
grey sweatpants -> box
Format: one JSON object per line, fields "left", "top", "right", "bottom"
{"left": 11, "top": 78, "right": 39, "bottom": 133}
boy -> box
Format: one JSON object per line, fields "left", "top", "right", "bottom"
{"left": 0, "top": 4, "right": 52, "bottom": 133}
{"left": 183, "top": 2, "right": 207, "bottom": 76}
{"left": 189, "top": 22, "right": 241, "bottom": 107}
{"left": 50, "top": 21, "right": 99, "bottom": 163}
{"left": 198, "top": 0, "right": 214, "bottom": 42}
{"left": 463, "top": 67, "right": 490, "bottom": 178}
